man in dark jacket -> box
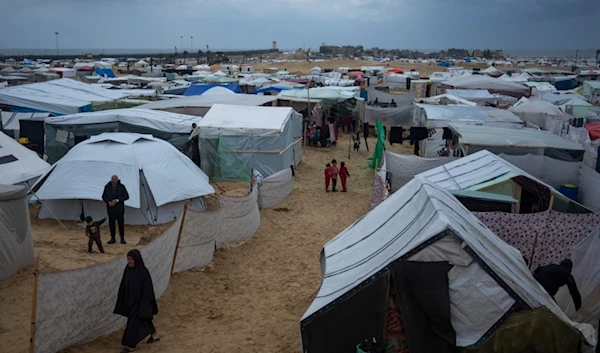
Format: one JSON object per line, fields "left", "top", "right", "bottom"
{"left": 534, "top": 259, "right": 581, "bottom": 311}
{"left": 102, "top": 175, "right": 130, "bottom": 244}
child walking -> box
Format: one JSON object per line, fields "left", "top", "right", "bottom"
{"left": 324, "top": 163, "right": 332, "bottom": 192}
{"left": 339, "top": 161, "right": 350, "bottom": 192}
{"left": 330, "top": 159, "right": 339, "bottom": 192}
{"left": 86, "top": 215, "right": 107, "bottom": 253}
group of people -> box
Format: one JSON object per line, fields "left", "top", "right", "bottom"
{"left": 369, "top": 97, "right": 398, "bottom": 107}
{"left": 324, "top": 159, "right": 350, "bottom": 192}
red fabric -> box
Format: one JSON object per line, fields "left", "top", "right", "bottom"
{"left": 386, "top": 68, "right": 404, "bottom": 74}
{"left": 324, "top": 168, "right": 331, "bottom": 191}
{"left": 585, "top": 122, "right": 600, "bottom": 141}
{"left": 339, "top": 167, "right": 349, "bottom": 191}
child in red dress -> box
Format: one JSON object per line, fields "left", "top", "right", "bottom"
{"left": 339, "top": 161, "right": 350, "bottom": 192}
{"left": 330, "top": 160, "right": 339, "bottom": 192}
{"left": 324, "top": 163, "right": 332, "bottom": 192}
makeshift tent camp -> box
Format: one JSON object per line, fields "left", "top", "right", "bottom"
{"left": 509, "top": 98, "right": 569, "bottom": 128}
{"left": 198, "top": 104, "right": 302, "bottom": 180}
{"left": 137, "top": 94, "right": 277, "bottom": 116}
{"left": 301, "top": 177, "right": 595, "bottom": 353}
{"left": 33, "top": 133, "right": 214, "bottom": 225}
{"left": 543, "top": 91, "right": 587, "bottom": 105}
{"left": 448, "top": 123, "right": 585, "bottom": 162}
{"left": 0, "top": 78, "right": 131, "bottom": 114}
{"left": 0, "top": 131, "right": 50, "bottom": 185}
{"left": 1, "top": 111, "right": 50, "bottom": 139}
{"left": 0, "top": 184, "right": 34, "bottom": 280}
{"left": 43, "top": 109, "right": 202, "bottom": 163}
{"left": 442, "top": 75, "right": 529, "bottom": 98}
{"left": 419, "top": 150, "right": 591, "bottom": 213}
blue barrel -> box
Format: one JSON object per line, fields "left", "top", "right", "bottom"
{"left": 559, "top": 184, "right": 579, "bottom": 201}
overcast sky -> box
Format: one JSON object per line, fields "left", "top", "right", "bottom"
{"left": 1, "top": 0, "right": 598, "bottom": 51}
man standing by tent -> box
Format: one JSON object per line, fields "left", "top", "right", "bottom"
{"left": 534, "top": 259, "right": 581, "bottom": 311}
{"left": 102, "top": 175, "right": 130, "bottom": 244}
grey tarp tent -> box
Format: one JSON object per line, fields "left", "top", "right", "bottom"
{"left": 0, "top": 184, "right": 34, "bottom": 279}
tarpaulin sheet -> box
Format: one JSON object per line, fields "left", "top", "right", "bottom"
{"left": 473, "top": 210, "right": 600, "bottom": 271}
{"left": 257, "top": 168, "right": 294, "bottom": 209}
{"left": 364, "top": 105, "right": 414, "bottom": 127}
{"left": 384, "top": 151, "right": 457, "bottom": 192}
{"left": 366, "top": 88, "right": 415, "bottom": 105}
{"left": 183, "top": 84, "right": 242, "bottom": 96}
{"left": 585, "top": 122, "right": 600, "bottom": 141}
{"left": 216, "top": 182, "right": 260, "bottom": 247}
{"left": 33, "top": 217, "right": 180, "bottom": 353}
{"left": 172, "top": 208, "right": 222, "bottom": 273}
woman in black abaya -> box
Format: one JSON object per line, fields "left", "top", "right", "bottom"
{"left": 114, "top": 249, "right": 160, "bottom": 352}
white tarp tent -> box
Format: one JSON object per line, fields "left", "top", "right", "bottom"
{"left": 509, "top": 97, "right": 569, "bottom": 128}
{"left": 33, "top": 133, "right": 214, "bottom": 225}
{"left": 442, "top": 75, "right": 529, "bottom": 97}
{"left": 301, "top": 176, "right": 596, "bottom": 353}
{"left": 444, "top": 89, "right": 496, "bottom": 105}
{"left": 0, "top": 79, "right": 130, "bottom": 114}
{"left": 0, "top": 131, "right": 50, "bottom": 185}
{"left": 0, "top": 184, "right": 34, "bottom": 280}
{"left": 137, "top": 94, "right": 277, "bottom": 116}
{"left": 198, "top": 104, "right": 303, "bottom": 178}
{"left": 43, "top": 109, "right": 203, "bottom": 163}
{"left": 1, "top": 111, "right": 50, "bottom": 138}
{"left": 449, "top": 123, "right": 585, "bottom": 161}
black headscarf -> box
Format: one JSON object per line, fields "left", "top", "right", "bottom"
{"left": 114, "top": 249, "right": 158, "bottom": 319}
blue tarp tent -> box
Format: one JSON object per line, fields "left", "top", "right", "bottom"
{"left": 184, "top": 84, "right": 242, "bottom": 96}
{"left": 553, "top": 79, "right": 579, "bottom": 91}
{"left": 95, "top": 68, "right": 116, "bottom": 78}
{"left": 439, "top": 61, "right": 454, "bottom": 67}
{"left": 251, "top": 86, "right": 302, "bottom": 94}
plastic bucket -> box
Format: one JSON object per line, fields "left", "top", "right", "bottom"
{"left": 559, "top": 183, "right": 579, "bottom": 201}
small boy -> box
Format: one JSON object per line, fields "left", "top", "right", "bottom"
{"left": 86, "top": 216, "right": 107, "bottom": 253}
{"left": 330, "top": 160, "right": 339, "bottom": 192}
{"left": 324, "top": 163, "right": 332, "bottom": 192}
{"left": 339, "top": 161, "right": 350, "bottom": 192}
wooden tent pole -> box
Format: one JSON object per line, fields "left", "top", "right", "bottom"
{"left": 171, "top": 200, "right": 190, "bottom": 275}
{"left": 29, "top": 259, "right": 40, "bottom": 353}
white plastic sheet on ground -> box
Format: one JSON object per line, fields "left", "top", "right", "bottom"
{"left": 257, "top": 168, "right": 294, "bottom": 209}
{"left": 216, "top": 183, "right": 260, "bottom": 247}
{"left": 384, "top": 151, "right": 456, "bottom": 192}
{"left": 33, "top": 217, "right": 180, "bottom": 353}
{"left": 172, "top": 208, "right": 222, "bottom": 273}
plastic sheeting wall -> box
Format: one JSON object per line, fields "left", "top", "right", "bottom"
{"left": 0, "top": 187, "right": 34, "bottom": 280}
{"left": 33, "top": 217, "right": 181, "bottom": 353}
{"left": 31, "top": 180, "right": 272, "bottom": 353}
{"left": 384, "top": 151, "right": 457, "bottom": 192}
{"left": 172, "top": 208, "right": 222, "bottom": 273}
{"left": 498, "top": 154, "right": 582, "bottom": 190}
{"left": 216, "top": 183, "right": 260, "bottom": 247}
{"left": 257, "top": 168, "right": 294, "bottom": 209}
{"left": 579, "top": 166, "right": 600, "bottom": 212}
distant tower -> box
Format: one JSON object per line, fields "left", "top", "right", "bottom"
{"left": 272, "top": 41, "right": 277, "bottom": 50}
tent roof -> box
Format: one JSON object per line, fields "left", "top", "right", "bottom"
{"left": 1, "top": 111, "right": 50, "bottom": 131}
{"left": 277, "top": 87, "right": 361, "bottom": 101}
{"left": 0, "top": 183, "right": 28, "bottom": 201}
{"left": 44, "top": 109, "right": 202, "bottom": 133}
{"left": 0, "top": 131, "right": 51, "bottom": 185}
{"left": 444, "top": 89, "right": 495, "bottom": 99}
{"left": 198, "top": 104, "right": 296, "bottom": 137}
{"left": 450, "top": 189, "right": 518, "bottom": 203}
{"left": 138, "top": 94, "right": 278, "bottom": 110}
{"left": 414, "top": 104, "right": 523, "bottom": 127}
{"left": 33, "top": 133, "right": 214, "bottom": 207}
{"left": 449, "top": 123, "right": 584, "bottom": 151}
{"left": 509, "top": 98, "right": 566, "bottom": 116}
{"left": 443, "top": 75, "right": 529, "bottom": 94}
{"left": 302, "top": 176, "right": 594, "bottom": 345}
{"left": 0, "top": 78, "right": 129, "bottom": 114}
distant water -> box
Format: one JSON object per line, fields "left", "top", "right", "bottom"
{"left": 0, "top": 48, "right": 597, "bottom": 58}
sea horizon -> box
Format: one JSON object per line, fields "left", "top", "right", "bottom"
{"left": 0, "top": 48, "right": 596, "bottom": 58}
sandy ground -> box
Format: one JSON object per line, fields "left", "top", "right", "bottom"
{"left": 0, "top": 133, "right": 412, "bottom": 353}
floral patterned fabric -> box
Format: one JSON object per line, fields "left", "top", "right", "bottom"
{"left": 474, "top": 211, "right": 600, "bottom": 270}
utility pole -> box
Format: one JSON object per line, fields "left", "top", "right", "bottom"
{"left": 180, "top": 36, "right": 183, "bottom": 53}
{"left": 55, "top": 32, "right": 59, "bottom": 55}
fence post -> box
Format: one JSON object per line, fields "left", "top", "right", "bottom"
{"left": 29, "top": 259, "right": 40, "bottom": 353}
{"left": 171, "top": 200, "right": 190, "bottom": 275}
